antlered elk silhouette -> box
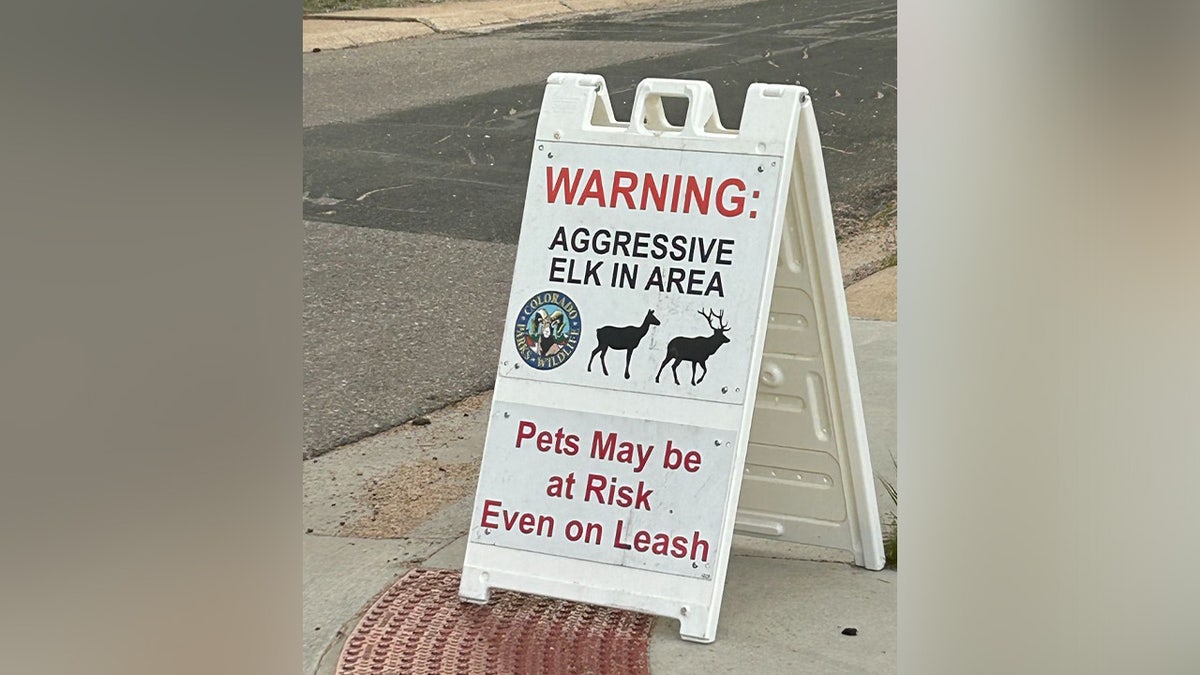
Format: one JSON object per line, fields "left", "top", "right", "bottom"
{"left": 588, "top": 309, "right": 660, "bottom": 379}
{"left": 655, "top": 309, "right": 730, "bottom": 386}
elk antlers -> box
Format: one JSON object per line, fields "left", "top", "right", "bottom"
{"left": 698, "top": 308, "right": 729, "bottom": 332}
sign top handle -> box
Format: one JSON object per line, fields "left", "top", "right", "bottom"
{"left": 628, "top": 78, "right": 729, "bottom": 137}
{"left": 540, "top": 73, "right": 809, "bottom": 155}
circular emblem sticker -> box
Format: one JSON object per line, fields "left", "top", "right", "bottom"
{"left": 514, "top": 290, "right": 581, "bottom": 370}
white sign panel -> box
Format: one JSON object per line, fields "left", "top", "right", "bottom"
{"left": 471, "top": 403, "right": 736, "bottom": 579}
{"left": 460, "top": 73, "right": 883, "bottom": 644}
{"left": 497, "top": 144, "right": 782, "bottom": 406}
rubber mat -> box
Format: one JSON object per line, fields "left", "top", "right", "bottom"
{"left": 336, "top": 568, "right": 655, "bottom": 675}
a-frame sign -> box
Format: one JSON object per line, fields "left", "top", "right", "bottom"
{"left": 460, "top": 73, "right": 884, "bottom": 643}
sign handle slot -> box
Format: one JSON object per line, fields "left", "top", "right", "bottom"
{"left": 628, "top": 78, "right": 733, "bottom": 137}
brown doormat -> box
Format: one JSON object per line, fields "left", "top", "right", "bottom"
{"left": 336, "top": 568, "right": 655, "bottom": 675}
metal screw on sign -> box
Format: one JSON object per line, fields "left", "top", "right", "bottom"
{"left": 757, "top": 166, "right": 764, "bottom": 173}
{"left": 503, "top": 412, "right": 510, "bottom": 418}
{"left": 680, "top": 606, "right": 689, "bottom": 616}
{"left": 553, "top": 131, "right": 562, "bottom": 139}
{"left": 713, "top": 440, "right": 720, "bottom": 447}
{"left": 548, "top": 152, "right": 554, "bottom": 159}
{"left": 721, "top": 386, "right": 728, "bottom": 393}
{"left": 537, "top": 144, "right": 544, "bottom": 151}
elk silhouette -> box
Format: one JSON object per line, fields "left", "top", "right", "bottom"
{"left": 655, "top": 309, "right": 730, "bottom": 386}
{"left": 587, "top": 309, "right": 660, "bottom": 379}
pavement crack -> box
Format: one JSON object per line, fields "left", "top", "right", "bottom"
{"left": 419, "top": 537, "right": 468, "bottom": 568}
{"left": 355, "top": 184, "right": 413, "bottom": 202}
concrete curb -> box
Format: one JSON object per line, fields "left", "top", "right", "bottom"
{"left": 303, "top": 0, "right": 724, "bottom": 52}
{"left": 845, "top": 266, "right": 897, "bottom": 321}
{"left": 304, "top": 18, "right": 433, "bottom": 51}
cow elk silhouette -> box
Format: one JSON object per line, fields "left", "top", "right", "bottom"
{"left": 588, "top": 309, "right": 660, "bottom": 379}
{"left": 655, "top": 309, "right": 730, "bottom": 386}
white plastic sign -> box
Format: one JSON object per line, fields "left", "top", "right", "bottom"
{"left": 460, "top": 73, "right": 883, "bottom": 643}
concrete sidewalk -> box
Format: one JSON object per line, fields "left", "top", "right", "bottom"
{"left": 303, "top": 0, "right": 745, "bottom": 52}
{"left": 303, "top": 308, "right": 897, "bottom": 675}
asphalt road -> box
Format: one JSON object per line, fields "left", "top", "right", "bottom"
{"left": 303, "top": 0, "right": 896, "bottom": 456}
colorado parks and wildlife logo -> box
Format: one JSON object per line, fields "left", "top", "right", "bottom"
{"left": 514, "top": 290, "right": 581, "bottom": 370}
